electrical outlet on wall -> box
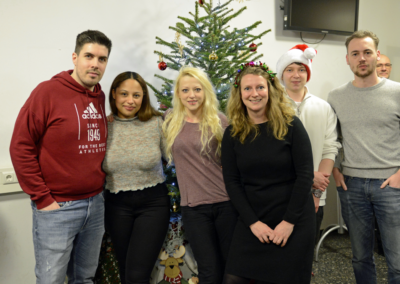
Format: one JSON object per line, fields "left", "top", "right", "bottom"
{"left": 0, "top": 168, "right": 22, "bottom": 194}
{"left": 2, "top": 171, "right": 18, "bottom": 184}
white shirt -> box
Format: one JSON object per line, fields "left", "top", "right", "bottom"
{"left": 285, "top": 87, "right": 341, "bottom": 206}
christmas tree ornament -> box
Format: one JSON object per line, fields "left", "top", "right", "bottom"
{"left": 178, "top": 45, "right": 185, "bottom": 58}
{"left": 159, "top": 246, "right": 186, "bottom": 283}
{"left": 199, "top": 0, "right": 204, "bottom": 5}
{"left": 174, "top": 32, "right": 181, "bottom": 43}
{"left": 209, "top": 51, "right": 218, "bottom": 61}
{"left": 189, "top": 276, "right": 200, "bottom": 284}
{"left": 175, "top": 32, "right": 185, "bottom": 58}
{"left": 238, "top": 50, "right": 247, "bottom": 60}
{"left": 249, "top": 42, "right": 257, "bottom": 52}
{"left": 172, "top": 201, "right": 179, "bottom": 212}
{"left": 158, "top": 61, "right": 167, "bottom": 71}
{"left": 158, "top": 53, "right": 167, "bottom": 71}
{"left": 159, "top": 103, "right": 168, "bottom": 110}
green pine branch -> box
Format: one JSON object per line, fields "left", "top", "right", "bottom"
{"left": 148, "top": 0, "right": 271, "bottom": 119}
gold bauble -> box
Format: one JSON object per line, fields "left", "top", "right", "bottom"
{"left": 172, "top": 201, "right": 179, "bottom": 213}
{"left": 209, "top": 51, "right": 218, "bottom": 61}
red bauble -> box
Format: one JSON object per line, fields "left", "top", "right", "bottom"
{"left": 199, "top": 0, "right": 204, "bottom": 5}
{"left": 249, "top": 42, "right": 257, "bottom": 52}
{"left": 159, "top": 103, "right": 168, "bottom": 110}
{"left": 158, "top": 61, "right": 167, "bottom": 71}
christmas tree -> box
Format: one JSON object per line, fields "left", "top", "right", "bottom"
{"left": 147, "top": 0, "right": 270, "bottom": 112}
{"left": 147, "top": 0, "right": 270, "bottom": 210}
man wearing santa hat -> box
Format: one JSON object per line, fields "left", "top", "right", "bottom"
{"left": 276, "top": 44, "right": 341, "bottom": 247}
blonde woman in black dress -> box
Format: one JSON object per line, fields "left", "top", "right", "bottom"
{"left": 221, "top": 62, "right": 315, "bottom": 284}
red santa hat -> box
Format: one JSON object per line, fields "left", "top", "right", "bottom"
{"left": 276, "top": 44, "right": 317, "bottom": 86}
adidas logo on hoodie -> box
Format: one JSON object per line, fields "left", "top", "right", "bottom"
{"left": 82, "top": 103, "right": 102, "bottom": 119}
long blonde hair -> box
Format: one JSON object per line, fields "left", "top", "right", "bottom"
{"left": 163, "top": 67, "right": 224, "bottom": 165}
{"left": 227, "top": 66, "right": 295, "bottom": 143}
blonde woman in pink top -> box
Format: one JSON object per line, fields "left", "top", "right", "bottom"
{"left": 163, "top": 67, "right": 237, "bottom": 283}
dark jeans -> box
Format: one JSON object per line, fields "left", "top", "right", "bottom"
{"left": 181, "top": 201, "right": 238, "bottom": 284}
{"left": 338, "top": 176, "right": 400, "bottom": 284}
{"left": 374, "top": 217, "right": 384, "bottom": 255}
{"left": 104, "top": 183, "right": 170, "bottom": 284}
{"left": 315, "top": 206, "right": 324, "bottom": 245}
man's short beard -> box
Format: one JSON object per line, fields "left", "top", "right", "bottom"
{"left": 354, "top": 68, "right": 374, "bottom": 79}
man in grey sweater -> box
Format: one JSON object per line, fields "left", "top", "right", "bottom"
{"left": 328, "top": 30, "right": 400, "bottom": 284}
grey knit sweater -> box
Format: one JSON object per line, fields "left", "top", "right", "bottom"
{"left": 102, "top": 115, "right": 165, "bottom": 193}
{"left": 328, "top": 78, "right": 400, "bottom": 179}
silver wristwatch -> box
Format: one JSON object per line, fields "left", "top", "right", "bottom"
{"left": 312, "top": 189, "right": 323, "bottom": 198}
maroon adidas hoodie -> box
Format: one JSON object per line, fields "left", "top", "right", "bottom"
{"left": 10, "top": 70, "right": 107, "bottom": 209}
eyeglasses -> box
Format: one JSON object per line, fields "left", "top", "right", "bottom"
{"left": 376, "top": 63, "right": 392, "bottom": 68}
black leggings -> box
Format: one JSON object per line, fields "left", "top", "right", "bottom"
{"left": 315, "top": 205, "right": 324, "bottom": 245}
{"left": 181, "top": 201, "right": 238, "bottom": 284}
{"left": 222, "top": 274, "right": 274, "bottom": 284}
{"left": 104, "top": 184, "right": 170, "bottom": 284}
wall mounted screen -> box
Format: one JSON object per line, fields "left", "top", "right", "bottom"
{"left": 283, "top": 0, "right": 359, "bottom": 36}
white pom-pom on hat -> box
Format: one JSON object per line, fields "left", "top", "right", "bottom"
{"left": 304, "top": 47, "right": 316, "bottom": 60}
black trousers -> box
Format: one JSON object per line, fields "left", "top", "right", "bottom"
{"left": 181, "top": 201, "right": 238, "bottom": 284}
{"left": 315, "top": 205, "right": 324, "bottom": 245}
{"left": 104, "top": 183, "right": 170, "bottom": 284}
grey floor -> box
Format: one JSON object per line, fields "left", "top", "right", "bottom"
{"left": 311, "top": 231, "right": 389, "bottom": 284}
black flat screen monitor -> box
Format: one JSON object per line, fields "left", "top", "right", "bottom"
{"left": 283, "top": 0, "right": 359, "bottom": 36}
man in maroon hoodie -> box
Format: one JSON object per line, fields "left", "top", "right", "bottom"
{"left": 10, "top": 30, "right": 112, "bottom": 284}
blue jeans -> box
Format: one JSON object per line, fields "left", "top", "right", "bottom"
{"left": 31, "top": 192, "right": 105, "bottom": 284}
{"left": 337, "top": 176, "right": 400, "bottom": 284}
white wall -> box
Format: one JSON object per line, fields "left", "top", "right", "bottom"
{"left": 0, "top": 0, "right": 399, "bottom": 283}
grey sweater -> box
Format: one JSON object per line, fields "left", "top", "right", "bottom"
{"left": 328, "top": 78, "right": 400, "bottom": 178}
{"left": 102, "top": 115, "right": 165, "bottom": 193}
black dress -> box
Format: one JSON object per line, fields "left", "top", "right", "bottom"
{"left": 221, "top": 117, "right": 315, "bottom": 284}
